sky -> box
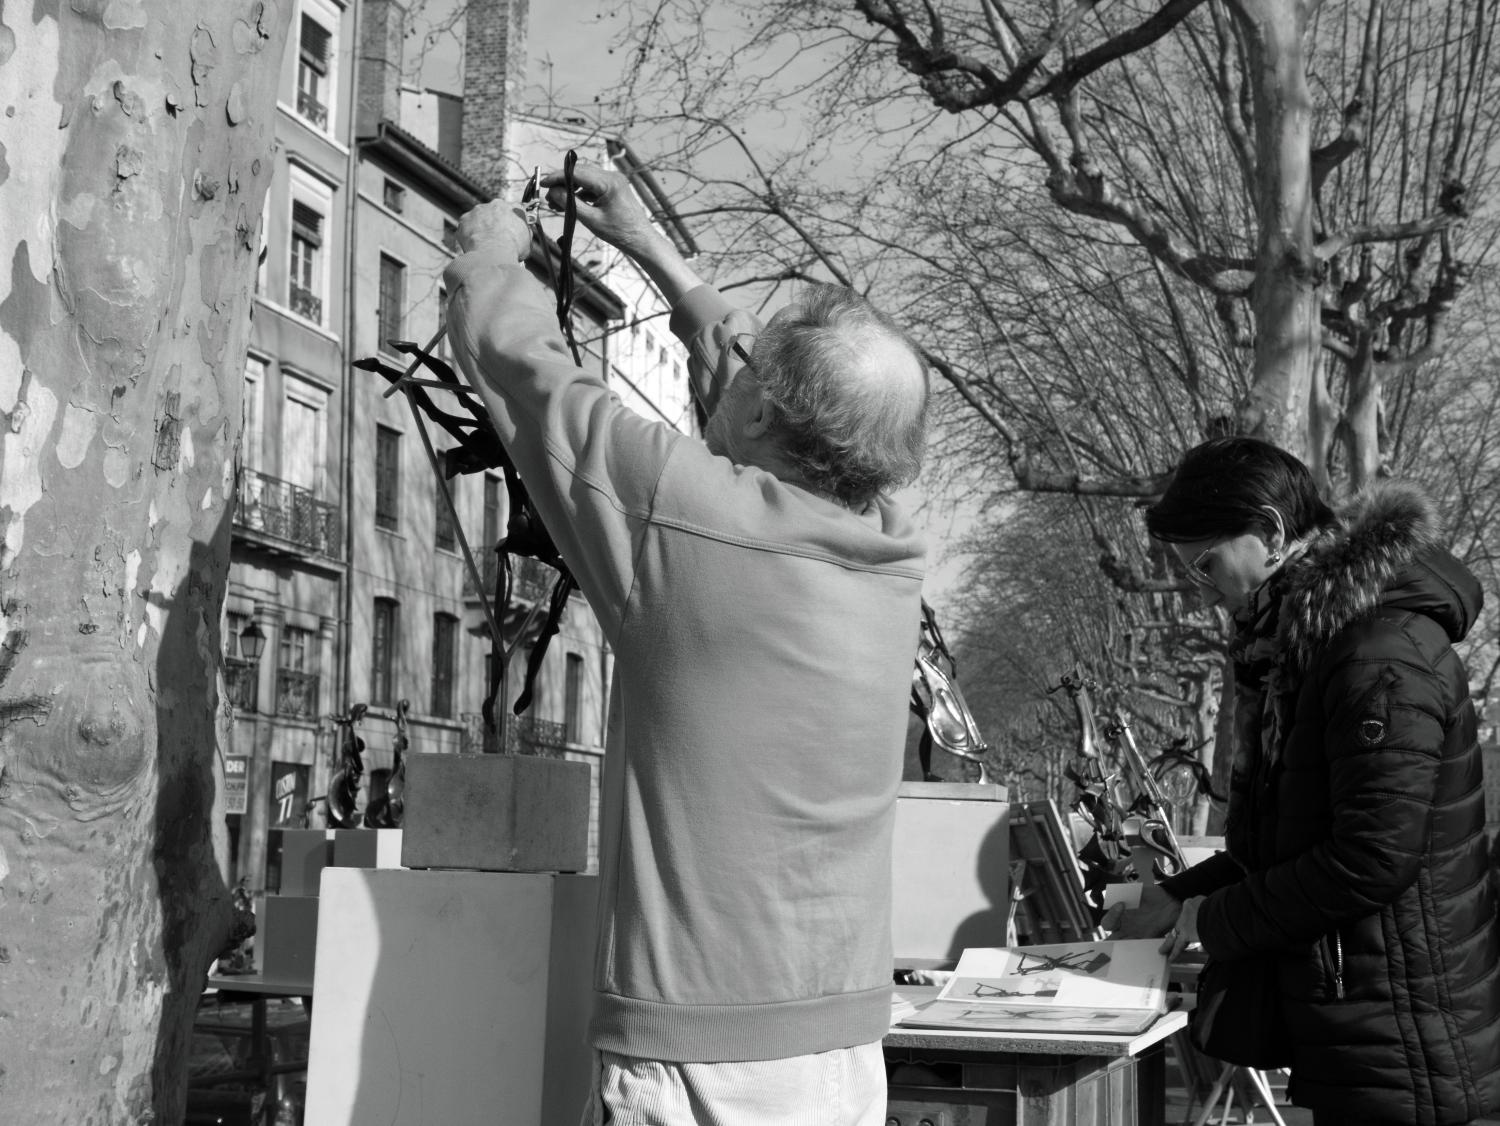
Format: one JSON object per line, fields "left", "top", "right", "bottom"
{"left": 411, "top": 2, "right": 627, "bottom": 111}
{"left": 406, "top": 1, "right": 980, "bottom": 608}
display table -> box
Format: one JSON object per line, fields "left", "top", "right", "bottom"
{"left": 202, "top": 972, "right": 315, "bottom": 1126}
{"left": 885, "top": 992, "right": 1187, "bottom": 1126}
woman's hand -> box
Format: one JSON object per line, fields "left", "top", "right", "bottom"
{"left": 1160, "top": 896, "right": 1202, "bottom": 961}
{"left": 1102, "top": 880, "right": 1182, "bottom": 939}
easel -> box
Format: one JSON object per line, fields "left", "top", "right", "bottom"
{"left": 1171, "top": 958, "right": 1288, "bottom": 1126}
{"left": 1186, "top": 1061, "right": 1288, "bottom": 1126}
{"left": 1006, "top": 799, "right": 1102, "bottom": 945}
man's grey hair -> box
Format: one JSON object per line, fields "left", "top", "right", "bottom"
{"left": 749, "top": 284, "right": 929, "bottom": 506}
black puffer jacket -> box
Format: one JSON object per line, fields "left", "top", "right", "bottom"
{"left": 1164, "top": 483, "right": 1500, "bottom": 1125}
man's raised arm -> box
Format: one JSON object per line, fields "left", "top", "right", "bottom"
{"left": 539, "top": 162, "right": 759, "bottom": 418}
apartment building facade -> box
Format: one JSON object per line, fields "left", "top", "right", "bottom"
{"left": 224, "top": 0, "right": 697, "bottom": 891}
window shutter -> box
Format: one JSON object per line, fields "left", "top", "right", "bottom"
{"left": 300, "top": 15, "right": 331, "bottom": 74}
{"left": 291, "top": 201, "right": 323, "bottom": 247}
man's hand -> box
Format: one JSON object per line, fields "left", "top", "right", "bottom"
{"left": 1101, "top": 880, "right": 1182, "bottom": 940}
{"left": 539, "top": 159, "right": 706, "bottom": 307}
{"left": 539, "top": 162, "right": 656, "bottom": 254}
{"left": 456, "top": 203, "right": 532, "bottom": 260}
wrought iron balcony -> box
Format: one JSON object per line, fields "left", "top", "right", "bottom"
{"left": 235, "top": 467, "right": 341, "bottom": 559}
{"left": 288, "top": 283, "right": 322, "bottom": 324}
{"left": 463, "top": 554, "right": 556, "bottom": 604}
{"left": 457, "top": 712, "right": 571, "bottom": 756}
{"left": 225, "top": 657, "right": 259, "bottom": 712}
{"left": 296, "top": 88, "right": 328, "bottom": 129}
{"left": 276, "top": 669, "right": 320, "bottom": 718}
{"left": 507, "top": 714, "right": 569, "bottom": 756}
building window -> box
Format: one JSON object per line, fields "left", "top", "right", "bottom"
{"left": 281, "top": 375, "right": 328, "bottom": 496}
{"left": 242, "top": 356, "right": 266, "bottom": 474}
{"left": 378, "top": 253, "right": 405, "bottom": 353}
{"left": 372, "top": 598, "right": 399, "bottom": 706}
{"left": 225, "top": 611, "right": 259, "bottom": 712}
{"left": 383, "top": 179, "right": 406, "bottom": 214}
{"left": 481, "top": 474, "right": 501, "bottom": 588}
{"left": 375, "top": 425, "right": 401, "bottom": 530}
{"left": 435, "top": 473, "right": 458, "bottom": 552}
{"left": 564, "top": 652, "right": 585, "bottom": 745}
{"left": 296, "top": 13, "right": 332, "bottom": 129}
{"left": 289, "top": 200, "right": 324, "bottom": 324}
{"left": 442, "top": 219, "right": 459, "bottom": 253}
{"left": 276, "top": 625, "right": 319, "bottom": 718}
{"left": 431, "top": 613, "right": 458, "bottom": 718}
{"left": 437, "top": 286, "right": 449, "bottom": 360}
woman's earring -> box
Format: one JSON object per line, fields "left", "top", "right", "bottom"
{"left": 1267, "top": 550, "right": 1282, "bottom": 567}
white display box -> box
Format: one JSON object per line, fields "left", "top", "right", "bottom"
{"left": 304, "top": 868, "right": 556, "bottom": 1126}
{"left": 891, "top": 782, "right": 1010, "bottom": 968}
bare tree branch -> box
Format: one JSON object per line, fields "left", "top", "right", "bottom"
{"left": 1316, "top": 211, "right": 1464, "bottom": 260}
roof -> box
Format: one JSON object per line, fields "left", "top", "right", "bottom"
{"left": 359, "top": 120, "right": 488, "bottom": 214}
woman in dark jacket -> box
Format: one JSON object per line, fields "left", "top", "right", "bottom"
{"left": 1116, "top": 437, "right": 1499, "bottom": 1126}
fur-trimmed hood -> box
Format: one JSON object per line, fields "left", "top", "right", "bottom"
{"left": 1278, "top": 481, "right": 1483, "bottom": 667}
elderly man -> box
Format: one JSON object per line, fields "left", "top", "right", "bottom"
{"left": 445, "top": 161, "right": 929, "bottom": 1126}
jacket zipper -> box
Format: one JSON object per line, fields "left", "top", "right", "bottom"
{"left": 1329, "top": 931, "right": 1345, "bottom": 999}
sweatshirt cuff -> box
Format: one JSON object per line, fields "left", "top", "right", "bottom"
{"left": 669, "top": 284, "right": 735, "bottom": 342}
{"left": 443, "top": 245, "right": 524, "bottom": 291}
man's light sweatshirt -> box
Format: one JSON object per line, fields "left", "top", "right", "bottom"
{"left": 444, "top": 247, "right": 926, "bottom": 1063}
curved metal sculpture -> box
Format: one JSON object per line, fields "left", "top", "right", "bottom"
{"left": 325, "top": 702, "right": 368, "bottom": 829}
{"left": 363, "top": 699, "right": 408, "bottom": 829}
{"left": 909, "top": 600, "right": 990, "bottom": 781}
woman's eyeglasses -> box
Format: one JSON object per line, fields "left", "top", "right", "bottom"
{"left": 1184, "top": 543, "right": 1217, "bottom": 584}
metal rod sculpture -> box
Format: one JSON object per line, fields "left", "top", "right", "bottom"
{"left": 354, "top": 160, "right": 585, "bottom": 752}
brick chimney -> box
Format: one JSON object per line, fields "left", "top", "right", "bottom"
{"left": 357, "top": 0, "right": 406, "bottom": 139}
{"left": 461, "top": 0, "right": 530, "bottom": 198}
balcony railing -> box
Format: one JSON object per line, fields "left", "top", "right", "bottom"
{"left": 296, "top": 88, "right": 328, "bottom": 129}
{"left": 235, "top": 467, "right": 341, "bottom": 559}
{"left": 507, "top": 715, "right": 569, "bottom": 757}
{"left": 225, "top": 657, "right": 259, "bottom": 712}
{"left": 288, "top": 283, "right": 323, "bottom": 324}
{"left": 276, "top": 669, "right": 320, "bottom": 718}
{"left": 457, "top": 712, "right": 570, "bottom": 756}
{"left": 463, "top": 554, "right": 557, "bottom": 603}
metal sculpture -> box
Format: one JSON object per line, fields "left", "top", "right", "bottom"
{"left": 325, "top": 702, "right": 368, "bottom": 828}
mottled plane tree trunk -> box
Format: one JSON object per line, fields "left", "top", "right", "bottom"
{"left": 0, "top": 2, "right": 290, "bottom": 1121}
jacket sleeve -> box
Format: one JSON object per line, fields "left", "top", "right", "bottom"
{"left": 668, "top": 284, "right": 763, "bottom": 417}
{"left": 1159, "top": 850, "right": 1243, "bottom": 901}
{"left": 443, "top": 247, "right": 677, "bottom": 642}
{"left": 1197, "top": 624, "right": 1447, "bottom": 960}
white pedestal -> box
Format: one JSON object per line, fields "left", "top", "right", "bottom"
{"left": 541, "top": 874, "right": 599, "bottom": 1126}
{"left": 304, "top": 868, "right": 555, "bottom": 1126}
{"left": 891, "top": 783, "right": 1010, "bottom": 967}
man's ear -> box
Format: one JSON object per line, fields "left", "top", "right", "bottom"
{"left": 742, "top": 384, "right": 775, "bottom": 439}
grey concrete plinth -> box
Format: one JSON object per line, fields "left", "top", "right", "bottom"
{"left": 400, "top": 753, "right": 590, "bottom": 873}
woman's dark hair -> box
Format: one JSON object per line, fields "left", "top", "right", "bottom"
{"left": 1145, "top": 436, "right": 1336, "bottom": 544}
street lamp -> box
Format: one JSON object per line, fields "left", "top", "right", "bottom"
{"left": 239, "top": 619, "right": 266, "bottom": 663}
